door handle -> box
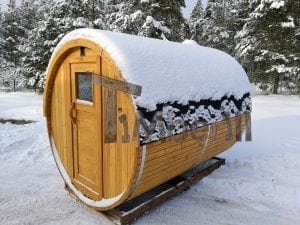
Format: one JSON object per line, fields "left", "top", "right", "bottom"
{"left": 70, "top": 101, "right": 77, "bottom": 124}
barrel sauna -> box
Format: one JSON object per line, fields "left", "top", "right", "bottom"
{"left": 44, "top": 29, "right": 252, "bottom": 210}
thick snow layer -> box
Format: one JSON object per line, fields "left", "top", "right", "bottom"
{"left": 1, "top": 92, "right": 300, "bottom": 224}
{"left": 49, "top": 29, "right": 251, "bottom": 111}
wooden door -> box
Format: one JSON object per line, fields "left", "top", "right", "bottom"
{"left": 70, "top": 62, "right": 102, "bottom": 200}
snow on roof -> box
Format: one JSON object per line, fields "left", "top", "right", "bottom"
{"left": 50, "top": 28, "right": 251, "bottom": 111}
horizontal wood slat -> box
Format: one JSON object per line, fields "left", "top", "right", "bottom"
{"left": 130, "top": 113, "right": 247, "bottom": 198}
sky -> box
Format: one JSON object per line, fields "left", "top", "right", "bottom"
{"left": 182, "top": 0, "right": 208, "bottom": 18}
{"left": 1, "top": 0, "right": 208, "bottom": 14}
{"left": 0, "top": 0, "right": 18, "bottom": 10}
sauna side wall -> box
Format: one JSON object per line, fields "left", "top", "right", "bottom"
{"left": 129, "top": 113, "right": 248, "bottom": 199}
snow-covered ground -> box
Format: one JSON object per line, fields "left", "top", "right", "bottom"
{"left": 0, "top": 92, "right": 299, "bottom": 225}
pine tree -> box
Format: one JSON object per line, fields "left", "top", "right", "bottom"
{"left": 108, "top": 0, "right": 144, "bottom": 35}
{"left": 0, "top": 0, "right": 27, "bottom": 91}
{"left": 0, "top": 7, "right": 7, "bottom": 88}
{"left": 236, "top": 0, "right": 300, "bottom": 94}
{"left": 256, "top": 0, "right": 300, "bottom": 94}
{"left": 234, "top": 0, "right": 258, "bottom": 81}
{"left": 138, "top": 0, "right": 173, "bottom": 40}
{"left": 20, "top": 0, "right": 108, "bottom": 91}
{"left": 17, "top": 0, "right": 39, "bottom": 83}
{"left": 235, "top": 0, "right": 251, "bottom": 31}
{"left": 19, "top": 0, "right": 39, "bottom": 31}
{"left": 190, "top": 0, "right": 204, "bottom": 23}
{"left": 0, "top": 65, "right": 26, "bottom": 91}
{"left": 205, "top": 0, "right": 237, "bottom": 53}
{"left": 0, "top": 6, "right": 4, "bottom": 62}
{"left": 1, "top": 0, "right": 25, "bottom": 66}
{"left": 85, "top": 0, "right": 107, "bottom": 28}
{"left": 142, "top": 0, "right": 188, "bottom": 41}
{"left": 189, "top": 0, "right": 204, "bottom": 42}
{"left": 108, "top": 0, "right": 189, "bottom": 41}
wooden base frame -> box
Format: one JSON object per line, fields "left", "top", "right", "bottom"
{"left": 101, "top": 157, "right": 225, "bottom": 225}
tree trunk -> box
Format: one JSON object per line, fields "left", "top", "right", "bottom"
{"left": 13, "top": 79, "right": 16, "bottom": 92}
{"left": 273, "top": 73, "right": 279, "bottom": 94}
{"left": 273, "top": 33, "right": 285, "bottom": 95}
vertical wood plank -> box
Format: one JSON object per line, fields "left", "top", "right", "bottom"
{"left": 236, "top": 114, "right": 242, "bottom": 142}
{"left": 246, "top": 112, "right": 252, "bottom": 141}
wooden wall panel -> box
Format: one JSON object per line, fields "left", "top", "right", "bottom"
{"left": 130, "top": 114, "right": 247, "bottom": 199}
{"left": 102, "top": 53, "right": 139, "bottom": 199}
{"left": 50, "top": 59, "right": 72, "bottom": 177}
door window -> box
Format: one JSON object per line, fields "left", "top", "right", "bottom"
{"left": 76, "top": 72, "right": 93, "bottom": 103}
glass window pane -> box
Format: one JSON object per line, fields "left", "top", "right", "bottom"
{"left": 76, "top": 72, "right": 93, "bottom": 102}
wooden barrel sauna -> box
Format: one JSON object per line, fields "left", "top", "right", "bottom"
{"left": 43, "top": 29, "right": 252, "bottom": 210}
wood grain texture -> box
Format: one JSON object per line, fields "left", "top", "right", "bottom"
{"left": 130, "top": 114, "right": 247, "bottom": 199}
{"left": 70, "top": 61, "right": 102, "bottom": 200}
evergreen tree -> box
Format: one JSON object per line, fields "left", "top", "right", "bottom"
{"left": 235, "top": 0, "right": 251, "bottom": 31}
{"left": 1, "top": 0, "right": 25, "bottom": 66}
{"left": 0, "top": 7, "right": 7, "bottom": 87}
{"left": 189, "top": 0, "right": 204, "bottom": 42}
{"left": 234, "top": 0, "right": 258, "bottom": 81}
{"left": 204, "top": 0, "right": 237, "bottom": 53}
{"left": 141, "top": 0, "right": 189, "bottom": 41}
{"left": 85, "top": 0, "right": 107, "bottom": 28}
{"left": 190, "top": 0, "right": 238, "bottom": 54}
{"left": 20, "top": 0, "right": 55, "bottom": 91}
{"left": 256, "top": 0, "right": 300, "bottom": 94}
{"left": 108, "top": 0, "right": 189, "bottom": 41}
{"left": 0, "top": 6, "right": 4, "bottom": 62}
{"left": 0, "top": 0, "right": 27, "bottom": 91}
{"left": 21, "top": 0, "right": 108, "bottom": 91}
{"left": 236, "top": 0, "right": 300, "bottom": 94}
{"left": 19, "top": 0, "right": 39, "bottom": 31}
{"left": 108, "top": 0, "right": 144, "bottom": 35}
{"left": 190, "top": 0, "right": 204, "bottom": 23}
{"left": 17, "top": 0, "right": 39, "bottom": 83}
{"left": 138, "top": 0, "right": 172, "bottom": 40}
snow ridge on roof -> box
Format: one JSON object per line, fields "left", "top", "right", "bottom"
{"left": 51, "top": 28, "right": 251, "bottom": 111}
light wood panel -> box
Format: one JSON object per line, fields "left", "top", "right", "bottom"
{"left": 50, "top": 58, "right": 73, "bottom": 178}
{"left": 101, "top": 52, "right": 138, "bottom": 198}
{"left": 70, "top": 61, "right": 102, "bottom": 200}
{"left": 130, "top": 114, "right": 247, "bottom": 198}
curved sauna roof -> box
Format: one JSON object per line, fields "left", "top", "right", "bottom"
{"left": 48, "top": 28, "right": 251, "bottom": 111}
